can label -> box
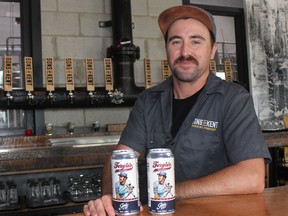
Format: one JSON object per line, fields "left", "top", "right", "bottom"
{"left": 147, "top": 150, "right": 175, "bottom": 214}
{"left": 111, "top": 151, "right": 139, "bottom": 215}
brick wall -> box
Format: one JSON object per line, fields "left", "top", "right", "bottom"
{"left": 40, "top": 0, "right": 181, "bottom": 130}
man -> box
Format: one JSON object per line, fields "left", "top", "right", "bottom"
{"left": 115, "top": 172, "right": 129, "bottom": 199}
{"left": 83, "top": 5, "right": 271, "bottom": 216}
{"left": 153, "top": 171, "right": 172, "bottom": 199}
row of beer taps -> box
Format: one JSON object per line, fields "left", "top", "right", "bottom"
{"left": 2, "top": 56, "right": 127, "bottom": 105}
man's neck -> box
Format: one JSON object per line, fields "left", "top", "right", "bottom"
{"left": 173, "top": 73, "right": 208, "bottom": 99}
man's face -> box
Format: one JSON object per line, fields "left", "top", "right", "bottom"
{"left": 166, "top": 18, "right": 217, "bottom": 83}
{"left": 119, "top": 176, "right": 126, "bottom": 185}
{"left": 158, "top": 175, "right": 166, "bottom": 184}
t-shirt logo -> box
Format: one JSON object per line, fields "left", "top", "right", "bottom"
{"left": 191, "top": 118, "right": 218, "bottom": 131}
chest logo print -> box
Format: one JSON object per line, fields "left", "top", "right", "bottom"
{"left": 191, "top": 118, "right": 218, "bottom": 131}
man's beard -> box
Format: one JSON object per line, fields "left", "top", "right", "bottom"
{"left": 171, "top": 55, "right": 202, "bottom": 82}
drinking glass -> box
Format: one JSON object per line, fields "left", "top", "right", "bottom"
{"left": 28, "top": 181, "right": 41, "bottom": 205}
{"left": 7, "top": 182, "right": 18, "bottom": 205}
{"left": 41, "top": 180, "right": 52, "bottom": 203}
{"left": 0, "top": 183, "right": 6, "bottom": 207}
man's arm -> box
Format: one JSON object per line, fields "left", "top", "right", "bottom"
{"left": 176, "top": 158, "right": 265, "bottom": 199}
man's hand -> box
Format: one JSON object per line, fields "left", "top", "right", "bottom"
{"left": 83, "top": 194, "right": 144, "bottom": 216}
{"left": 83, "top": 194, "right": 115, "bottom": 216}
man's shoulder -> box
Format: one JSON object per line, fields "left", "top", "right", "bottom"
{"left": 144, "top": 77, "right": 172, "bottom": 93}
{"left": 138, "top": 77, "right": 172, "bottom": 99}
{"left": 206, "top": 73, "right": 249, "bottom": 96}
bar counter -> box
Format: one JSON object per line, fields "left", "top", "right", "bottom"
{"left": 0, "top": 131, "right": 287, "bottom": 173}
{"left": 0, "top": 131, "right": 288, "bottom": 215}
{"left": 64, "top": 185, "right": 288, "bottom": 216}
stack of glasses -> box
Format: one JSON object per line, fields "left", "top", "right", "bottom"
{"left": 68, "top": 174, "right": 102, "bottom": 202}
{"left": 26, "top": 177, "right": 66, "bottom": 208}
{"left": 0, "top": 181, "right": 20, "bottom": 211}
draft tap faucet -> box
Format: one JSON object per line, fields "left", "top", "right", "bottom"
{"left": 88, "top": 91, "right": 96, "bottom": 104}
{"left": 6, "top": 92, "right": 13, "bottom": 105}
{"left": 27, "top": 91, "right": 34, "bottom": 100}
{"left": 47, "top": 91, "right": 55, "bottom": 103}
{"left": 68, "top": 91, "right": 74, "bottom": 104}
{"left": 108, "top": 89, "right": 124, "bottom": 104}
{"left": 27, "top": 91, "right": 35, "bottom": 105}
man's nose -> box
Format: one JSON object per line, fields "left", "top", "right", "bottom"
{"left": 180, "top": 42, "right": 190, "bottom": 57}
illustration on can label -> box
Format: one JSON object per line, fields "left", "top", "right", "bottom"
{"left": 112, "top": 155, "right": 139, "bottom": 215}
{"left": 148, "top": 155, "right": 175, "bottom": 214}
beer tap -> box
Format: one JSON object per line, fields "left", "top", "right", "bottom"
{"left": 88, "top": 91, "right": 95, "bottom": 99}
{"left": 85, "top": 58, "right": 96, "bottom": 103}
{"left": 3, "top": 55, "right": 13, "bottom": 105}
{"left": 5, "top": 92, "right": 13, "bottom": 105}
{"left": 24, "top": 57, "right": 35, "bottom": 104}
{"left": 65, "top": 58, "right": 75, "bottom": 104}
{"left": 45, "top": 57, "right": 55, "bottom": 103}
{"left": 27, "top": 91, "right": 34, "bottom": 100}
{"left": 104, "top": 58, "right": 124, "bottom": 104}
{"left": 108, "top": 89, "right": 124, "bottom": 104}
{"left": 47, "top": 91, "right": 55, "bottom": 103}
{"left": 68, "top": 90, "right": 74, "bottom": 103}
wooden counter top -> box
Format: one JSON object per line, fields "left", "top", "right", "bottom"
{"left": 62, "top": 186, "right": 288, "bottom": 216}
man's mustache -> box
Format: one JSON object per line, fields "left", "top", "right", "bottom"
{"left": 174, "top": 56, "right": 198, "bottom": 65}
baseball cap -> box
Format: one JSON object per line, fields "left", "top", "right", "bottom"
{"left": 158, "top": 5, "right": 216, "bottom": 40}
{"left": 157, "top": 171, "right": 167, "bottom": 177}
{"left": 118, "top": 172, "right": 128, "bottom": 178}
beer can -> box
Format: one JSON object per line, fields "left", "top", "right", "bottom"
{"left": 147, "top": 148, "right": 175, "bottom": 214}
{"left": 111, "top": 149, "right": 140, "bottom": 215}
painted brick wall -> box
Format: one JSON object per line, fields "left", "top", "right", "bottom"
{"left": 41, "top": 0, "right": 181, "bottom": 130}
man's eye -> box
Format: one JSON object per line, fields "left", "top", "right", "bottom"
{"left": 171, "top": 40, "right": 181, "bottom": 45}
{"left": 192, "top": 41, "right": 201, "bottom": 45}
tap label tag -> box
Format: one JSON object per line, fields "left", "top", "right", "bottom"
{"left": 4, "top": 55, "right": 13, "bottom": 92}
{"left": 65, "top": 57, "right": 75, "bottom": 91}
{"left": 24, "top": 57, "right": 34, "bottom": 92}
{"left": 224, "top": 60, "right": 233, "bottom": 82}
{"left": 144, "top": 58, "right": 152, "bottom": 89}
{"left": 161, "top": 59, "right": 171, "bottom": 81}
{"left": 104, "top": 58, "right": 113, "bottom": 91}
{"left": 210, "top": 60, "right": 217, "bottom": 75}
{"left": 85, "top": 58, "right": 95, "bottom": 91}
{"left": 45, "top": 57, "right": 55, "bottom": 91}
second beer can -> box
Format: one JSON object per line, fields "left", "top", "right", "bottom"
{"left": 111, "top": 149, "right": 140, "bottom": 215}
{"left": 147, "top": 148, "right": 175, "bottom": 214}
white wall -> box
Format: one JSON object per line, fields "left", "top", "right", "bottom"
{"left": 41, "top": 0, "right": 242, "bottom": 131}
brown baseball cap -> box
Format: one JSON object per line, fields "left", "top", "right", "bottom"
{"left": 158, "top": 5, "right": 216, "bottom": 40}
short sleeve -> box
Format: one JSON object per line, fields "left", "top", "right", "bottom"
{"left": 223, "top": 89, "right": 271, "bottom": 164}
{"left": 119, "top": 95, "right": 147, "bottom": 153}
